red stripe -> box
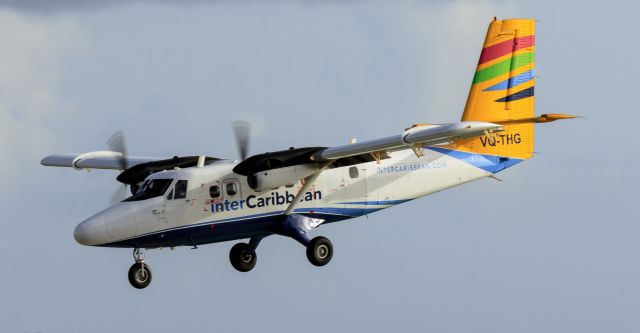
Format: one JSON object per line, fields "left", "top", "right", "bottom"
{"left": 478, "top": 35, "right": 535, "bottom": 65}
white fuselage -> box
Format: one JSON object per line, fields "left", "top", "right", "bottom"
{"left": 74, "top": 147, "right": 493, "bottom": 247}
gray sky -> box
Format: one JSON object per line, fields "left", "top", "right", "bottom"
{"left": 1, "top": 0, "right": 638, "bottom": 332}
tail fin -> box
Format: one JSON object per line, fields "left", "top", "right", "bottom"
{"left": 456, "top": 18, "right": 536, "bottom": 160}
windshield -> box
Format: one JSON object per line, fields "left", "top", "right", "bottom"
{"left": 123, "top": 179, "right": 173, "bottom": 202}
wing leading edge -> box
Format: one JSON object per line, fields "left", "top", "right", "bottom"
{"left": 313, "top": 121, "right": 503, "bottom": 161}
{"left": 43, "top": 122, "right": 501, "bottom": 173}
{"left": 41, "top": 151, "right": 164, "bottom": 170}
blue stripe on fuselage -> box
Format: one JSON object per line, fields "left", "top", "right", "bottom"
{"left": 336, "top": 199, "right": 412, "bottom": 206}
{"left": 99, "top": 206, "right": 388, "bottom": 248}
{"left": 427, "top": 147, "right": 523, "bottom": 173}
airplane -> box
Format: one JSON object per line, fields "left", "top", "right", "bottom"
{"left": 42, "top": 18, "right": 576, "bottom": 289}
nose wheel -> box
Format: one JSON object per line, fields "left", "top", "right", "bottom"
{"left": 128, "top": 248, "right": 152, "bottom": 289}
{"left": 128, "top": 262, "right": 152, "bottom": 289}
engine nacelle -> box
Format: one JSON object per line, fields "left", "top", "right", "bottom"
{"left": 247, "top": 163, "right": 319, "bottom": 192}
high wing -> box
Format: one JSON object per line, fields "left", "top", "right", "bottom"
{"left": 313, "top": 121, "right": 502, "bottom": 161}
{"left": 41, "top": 151, "right": 164, "bottom": 170}
{"left": 233, "top": 121, "right": 502, "bottom": 177}
{"left": 42, "top": 152, "right": 222, "bottom": 188}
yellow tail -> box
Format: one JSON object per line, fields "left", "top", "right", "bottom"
{"left": 456, "top": 18, "right": 536, "bottom": 159}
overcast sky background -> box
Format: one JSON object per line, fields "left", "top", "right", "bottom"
{"left": 1, "top": 0, "right": 639, "bottom": 332}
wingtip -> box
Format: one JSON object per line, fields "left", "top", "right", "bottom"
{"left": 40, "top": 155, "right": 52, "bottom": 166}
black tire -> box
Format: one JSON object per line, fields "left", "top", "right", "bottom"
{"left": 229, "top": 243, "right": 257, "bottom": 272}
{"left": 128, "top": 262, "right": 152, "bottom": 289}
{"left": 306, "top": 236, "right": 333, "bottom": 266}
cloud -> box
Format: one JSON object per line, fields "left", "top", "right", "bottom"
{"left": 0, "top": 9, "right": 86, "bottom": 189}
{"left": 400, "top": 0, "right": 518, "bottom": 122}
{"left": 0, "top": 0, "right": 362, "bottom": 13}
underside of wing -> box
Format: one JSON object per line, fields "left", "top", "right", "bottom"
{"left": 116, "top": 156, "right": 221, "bottom": 185}
{"left": 232, "top": 147, "right": 388, "bottom": 176}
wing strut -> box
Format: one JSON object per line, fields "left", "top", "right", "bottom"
{"left": 284, "top": 161, "right": 334, "bottom": 215}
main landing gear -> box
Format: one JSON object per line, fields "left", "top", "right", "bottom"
{"left": 128, "top": 248, "right": 152, "bottom": 289}
{"left": 125, "top": 217, "right": 332, "bottom": 287}
{"left": 306, "top": 236, "right": 333, "bottom": 266}
{"left": 228, "top": 215, "right": 334, "bottom": 272}
{"left": 228, "top": 235, "right": 333, "bottom": 272}
{"left": 229, "top": 242, "right": 257, "bottom": 272}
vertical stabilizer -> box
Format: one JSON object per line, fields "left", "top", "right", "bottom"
{"left": 456, "top": 18, "right": 536, "bottom": 160}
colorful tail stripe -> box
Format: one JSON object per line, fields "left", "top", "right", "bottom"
{"left": 458, "top": 18, "right": 536, "bottom": 160}
{"left": 484, "top": 69, "right": 534, "bottom": 91}
{"left": 473, "top": 52, "right": 534, "bottom": 84}
{"left": 478, "top": 35, "right": 535, "bottom": 65}
{"left": 495, "top": 86, "right": 534, "bottom": 102}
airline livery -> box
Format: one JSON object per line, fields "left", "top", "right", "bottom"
{"left": 42, "top": 18, "right": 575, "bottom": 289}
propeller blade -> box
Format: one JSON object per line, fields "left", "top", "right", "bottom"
{"left": 106, "top": 130, "right": 128, "bottom": 170}
{"left": 106, "top": 130, "right": 132, "bottom": 204}
{"left": 232, "top": 121, "right": 251, "bottom": 161}
{"left": 110, "top": 184, "right": 129, "bottom": 204}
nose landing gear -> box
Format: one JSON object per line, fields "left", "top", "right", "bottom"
{"left": 128, "top": 248, "right": 152, "bottom": 289}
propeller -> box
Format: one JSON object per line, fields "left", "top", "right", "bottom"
{"left": 232, "top": 121, "right": 251, "bottom": 161}
{"left": 104, "top": 123, "right": 249, "bottom": 204}
{"left": 107, "top": 130, "right": 127, "bottom": 171}
{"left": 107, "top": 130, "right": 130, "bottom": 204}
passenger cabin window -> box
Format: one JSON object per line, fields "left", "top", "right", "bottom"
{"left": 349, "top": 166, "right": 359, "bottom": 179}
{"left": 123, "top": 179, "right": 173, "bottom": 202}
{"left": 174, "top": 180, "right": 188, "bottom": 199}
{"left": 210, "top": 185, "right": 221, "bottom": 198}
{"left": 166, "top": 189, "right": 174, "bottom": 200}
{"left": 226, "top": 182, "right": 237, "bottom": 196}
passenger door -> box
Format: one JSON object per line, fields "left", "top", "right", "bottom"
{"left": 339, "top": 165, "right": 369, "bottom": 206}
{"left": 164, "top": 179, "right": 191, "bottom": 226}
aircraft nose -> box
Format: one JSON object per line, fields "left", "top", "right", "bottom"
{"left": 74, "top": 215, "right": 106, "bottom": 246}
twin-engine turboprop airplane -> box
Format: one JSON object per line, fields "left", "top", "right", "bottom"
{"left": 42, "top": 18, "right": 576, "bottom": 289}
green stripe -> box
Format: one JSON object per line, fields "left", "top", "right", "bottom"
{"left": 473, "top": 52, "right": 535, "bottom": 84}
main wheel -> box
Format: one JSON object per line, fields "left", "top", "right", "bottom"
{"left": 128, "top": 262, "right": 152, "bottom": 289}
{"left": 306, "top": 236, "right": 333, "bottom": 266}
{"left": 229, "top": 242, "right": 257, "bottom": 272}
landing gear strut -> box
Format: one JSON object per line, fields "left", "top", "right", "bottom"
{"left": 128, "top": 248, "right": 152, "bottom": 289}
{"left": 283, "top": 214, "right": 334, "bottom": 267}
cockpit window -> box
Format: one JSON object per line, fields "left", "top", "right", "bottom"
{"left": 123, "top": 179, "right": 173, "bottom": 202}
{"left": 174, "top": 180, "right": 188, "bottom": 199}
